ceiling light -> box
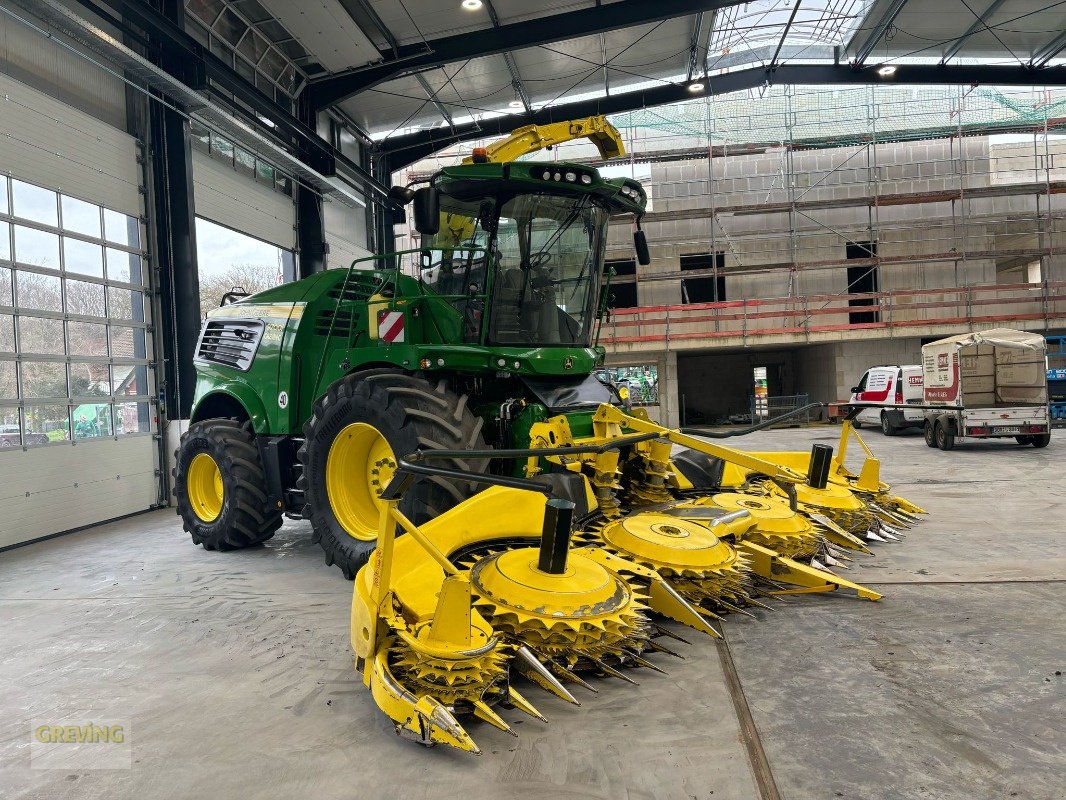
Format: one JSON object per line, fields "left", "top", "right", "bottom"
{"left": 877, "top": 65, "right": 897, "bottom": 76}
{"left": 688, "top": 82, "right": 705, "bottom": 93}
{"left": 508, "top": 100, "right": 523, "bottom": 109}
{"left": 461, "top": 0, "right": 483, "bottom": 9}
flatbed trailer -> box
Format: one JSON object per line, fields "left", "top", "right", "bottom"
{"left": 921, "top": 328, "right": 1051, "bottom": 450}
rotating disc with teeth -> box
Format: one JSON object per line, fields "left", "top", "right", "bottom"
{"left": 751, "top": 478, "right": 876, "bottom": 536}
{"left": 692, "top": 493, "right": 822, "bottom": 561}
{"left": 468, "top": 547, "right": 650, "bottom": 675}
{"left": 590, "top": 513, "right": 755, "bottom": 614}
{"left": 389, "top": 624, "right": 509, "bottom": 707}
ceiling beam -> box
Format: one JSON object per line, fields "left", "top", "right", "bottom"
{"left": 342, "top": 0, "right": 454, "bottom": 126}
{"left": 306, "top": 0, "right": 749, "bottom": 110}
{"left": 769, "top": 1, "right": 802, "bottom": 71}
{"left": 1031, "top": 28, "right": 1066, "bottom": 69}
{"left": 486, "top": 0, "right": 532, "bottom": 114}
{"left": 849, "top": 0, "right": 908, "bottom": 67}
{"left": 686, "top": 9, "right": 715, "bottom": 82}
{"left": 939, "top": 0, "right": 1008, "bottom": 65}
{"left": 380, "top": 62, "right": 1066, "bottom": 169}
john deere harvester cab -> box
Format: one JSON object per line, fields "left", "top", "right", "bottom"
{"left": 173, "top": 149, "right": 651, "bottom": 577}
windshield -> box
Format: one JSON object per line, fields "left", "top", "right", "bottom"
{"left": 490, "top": 193, "right": 608, "bottom": 346}
{"left": 422, "top": 190, "right": 610, "bottom": 347}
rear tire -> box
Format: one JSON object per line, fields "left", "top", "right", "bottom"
{"left": 880, "top": 412, "right": 896, "bottom": 437}
{"left": 853, "top": 419, "right": 862, "bottom": 429}
{"left": 1031, "top": 433, "right": 1051, "bottom": 448}
{"left": 174, "top": 419, "right": 282, "bottom": 551}
{"left": 299, "top": 369, "right": 487, "bottom": 579}
{"left": 924, "top": 420, "right": 937, "bottom": 448}
{"left": 1015, "top": 435, "right": 1032, "bottom": 445}
{"left": 935, "top": 420, "right": 955, "bottom": 451}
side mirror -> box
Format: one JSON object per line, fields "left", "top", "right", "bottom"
{"left": 412, "top": 187, "right": 440, "bottom": 236}
{"left": 634, "top": 230, "right": 650, "bottom": 265}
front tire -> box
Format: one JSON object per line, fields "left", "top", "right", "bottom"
{"left": 174, "top": 419, "right": 282, "bottom": 551}
{"left": 880, "top": 412, "right": 897, "bottom": 437}
{"left": 299, "top": 370, "right": 487, "bottom": 578}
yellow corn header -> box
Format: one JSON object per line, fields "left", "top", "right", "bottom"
{"left": 350, "top": 404, "right": 925, "bottom": 753}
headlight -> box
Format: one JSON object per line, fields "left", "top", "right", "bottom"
{"left": 581, "top": 174, "right": 593, "bottom": 184}
{"left": 565, "top": 171, "right": 577, "bottom": 182}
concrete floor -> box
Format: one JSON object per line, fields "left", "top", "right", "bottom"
{"left": 1, "top": 427, "right": 1063, "bottom": 800}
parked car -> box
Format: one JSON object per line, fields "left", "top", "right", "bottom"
{"left": 0, "top": 423, "right": 49, "bottom": 447}
{"left": 849, "top": 364, "right": 924, "bottom": 435}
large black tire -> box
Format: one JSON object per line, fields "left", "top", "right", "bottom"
{"left": 174, "top": 419, "right": 282, "bottom": 551}
{"left": 1015, "top": 435, "right": 1032, "bottom": 445}
{"left": 1031, "top": 433, "right": 1051, "bottom": 448}
{"left": 880, "top": 411, "right": 897, "bottom": 437}
{"left": 299, "top": 369, "right": 487, "bottom": 579}
{"left": 936, "top": 420, "right": 955, "bottom": 451}
{"left": 924, "top": 420, "right": 937, "bottom": 448}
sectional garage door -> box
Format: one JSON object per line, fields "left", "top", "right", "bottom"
{"left": 0, "top": 72, "right": 160, "bottom": 549}
{"left": 192, "top": 149, "right": 296, "bottom": 250}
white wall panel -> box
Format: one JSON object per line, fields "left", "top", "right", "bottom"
{"left": 192, "top": 150, "right": 296, "bottom": 249}
{"left": 324, "top": 197, "right": 371, "bottom": 269}
{"left": 0, "top": 73, "right": 140, "bottom": 216}
{"left": 0, "top": 4, "right": 126, "bottom": 128}
{"left": 0, "top": 437, "right": 158, "bottom": 549}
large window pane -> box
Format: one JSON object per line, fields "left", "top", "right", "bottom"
{"left": 195, "top": 217, "right": 286, "bottom": 314}
{"left": 108, "top": 286, "right": 143, "bottom": 320}
{"left": 69, "top": 361, "right": 110, "bottom": 397}
{"left": 68, "top": 320, "right": 108, "bottom": 356}
{"left": 16, "top": 271, "right": 62, "bottom": 312}
{"left": 0, "top": 314, "right": 14, "bottom": 351}
{"left": 18, "top": 316, "right": 64, "bottom": 355}
{"left": 116, "top": 401, "right": 152, "bottom": 435}
{"left": 24, "top": 404, "right": 69, "bottom": 443}
{"left": 64, "top": 238, "right": 104, "bottom": 278}
{"left": 106, "top": 248, "right": 143, "bottom": 284}
{"left": 0, "top": 222, "right": 10, "bottom": 261}
{"left": 103, "top": 208, "right": 139, "bottom": 247}
{"left": 0, "top": 267, "right": 11, "bottom": 306}
{"left": 66, "top": 278, "right": 107, "bottom": 318}
{"left": 14, "top": 226, "right": 60, "bottom": 268}
{"left": 113, "top": 363, "right": 149, "bottom": 395}
{"left": 74, "top": 402, "right": 112, "bottom": 439}
{"left": 61, "top": 196, "right": 102, "bottom": 237}
{"left": 1, "top": 407, "right": 22, "bottom": 448}
{"left": 0, "top": 361, "right": 16, "bottom": 399}
{"left": 109, "top": 326, "right": 147, "bottom": 359}
{"left": 21, "top": 361, "right": 66, "bottom": 398}
{"left": 11, "top": 180, "right": 58, "bottom": 226}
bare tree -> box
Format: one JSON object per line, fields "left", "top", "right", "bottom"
{"left": 198, "top": 262, "right": 282, "bottom": 315}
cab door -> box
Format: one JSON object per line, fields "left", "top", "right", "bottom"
{"left": 851, "top": 368, "right": 891, "bottom": 424}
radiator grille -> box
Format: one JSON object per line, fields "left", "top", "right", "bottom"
{"left": 195, "top": 320, "right": 265, "bottom": 371}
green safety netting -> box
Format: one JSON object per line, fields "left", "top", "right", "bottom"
{"left": 608, "top": 85, "right": 1066, "bottom": 149}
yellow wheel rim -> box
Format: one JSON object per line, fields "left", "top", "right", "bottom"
{"left": 187, "top": 452, "right": 224, "bottom": 523}
{"left": 326, "top": 422, "right": 397, "bottom": 542}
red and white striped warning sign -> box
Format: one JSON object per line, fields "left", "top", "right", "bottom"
{"left": 378, "top": 310, "right": 405, "bottom": 343}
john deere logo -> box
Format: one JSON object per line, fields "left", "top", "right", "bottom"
{"left": 564, "top": 357, "right": 574, "bottom": 370}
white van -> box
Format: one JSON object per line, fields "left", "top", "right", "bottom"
{"left": 849, "top": 365, "right": 924, "bottom": 435}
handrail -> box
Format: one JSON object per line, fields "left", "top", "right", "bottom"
{"left": 601, "top": 282, "right": 1066, "bottom": 345}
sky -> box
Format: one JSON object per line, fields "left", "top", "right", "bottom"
{"left": 195, "top": 217, "right": 285, "bottom": 280}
